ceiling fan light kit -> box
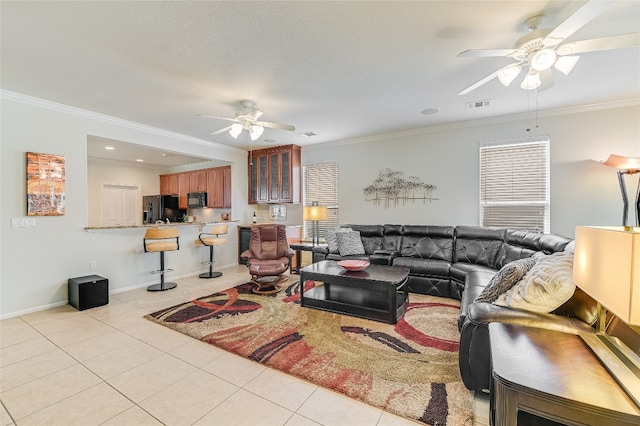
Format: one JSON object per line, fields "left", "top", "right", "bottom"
{"left": 200, "top": 100, "right": 295, "bottom": 143}
{"left": 529, "top": 48, "right": 557, "bottom": 71}
{"left": 497, "top": 64, "right": 522, "bottom": 86}
{"left": 521, "top": 70, "right": 542, "bottom": 90}
{"left": 456, "top": 0, "right": 640, "bottom": 95}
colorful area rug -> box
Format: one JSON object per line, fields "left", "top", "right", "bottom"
{"left": 146, "top": 280, "right": 473, "bottom": 425}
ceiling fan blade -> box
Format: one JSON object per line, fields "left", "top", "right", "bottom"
{"left": 543, "top": 0, "right": 616, "bottom": 47}
{"left": 210, "top": 125, "right": 233, "bottom": 136}
{"left": 457, "top": 49, "right": 518, "bottom": 58}
{"left": 557, "top": 32, "right": 640, "bottom": 55}
{"left": 258, "top": 121, "right": 295, "bottom": 132}
{"left": 457, "top": 62, "right": 524, "bottom": 96}
{"left": 246, "top": 108, "right": 264, "bottom": 121}
{"left": 197, "top": 114, "right": 239, "bottom": 123}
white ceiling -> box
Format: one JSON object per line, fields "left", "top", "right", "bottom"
{"left": 2, "top": 1, "right": 639, "bottom": 157}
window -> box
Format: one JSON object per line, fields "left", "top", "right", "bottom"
{"left": 479, "top": 138, "right": 550, "bottom": 233}
{"left": 303, "top": 162, "right": 339, "bottom": 241}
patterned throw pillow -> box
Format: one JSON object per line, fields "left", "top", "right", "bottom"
{"left": 474, "top": 257, "right": 538, "bottom": 303}
{"left": 324, "top": 228, "right": 352, "bottom": 253}
{"left": 336, "top": 231, "right": 366, "bottom": 256}
{"left": 494, "top": 251, "right": 576, "bottom": 313}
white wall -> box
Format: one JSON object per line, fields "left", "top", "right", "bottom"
{"left": 302, "top": 104, "right": 640, "bottom": 237}
{"left": 1, "top": 93, "right": 247, "bottom": 317}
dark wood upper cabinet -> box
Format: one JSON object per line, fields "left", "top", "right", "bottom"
{"left": 160, "top": 166, "right": 231, "bottom": 209}
{"left": 177, "top": 173, "right": 189, "bottom": 209}
{"left": 159, "top": 173, "right": 179, "bottom": 195}
{"left": 189, "top": 170, "right": 207, "bottom": 192}
{"left": 206, "top": 165, "right": 231, "bottom": 208}
{"left": 248, "top": 144, "right": 301, "bottom": 204}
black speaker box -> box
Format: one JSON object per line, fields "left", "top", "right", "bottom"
{"left": 68, "top": 275, "right": 109, "bottom": 311}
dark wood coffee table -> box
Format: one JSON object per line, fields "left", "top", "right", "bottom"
{"left": 299, "top": 260, "right": 410, "bottom": 324}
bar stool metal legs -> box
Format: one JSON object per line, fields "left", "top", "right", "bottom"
{"left": 143, "top": 227, "right": 180, "bottom": 292}
{"left": 195, "top": 225, "right": 228, "bottom": 279}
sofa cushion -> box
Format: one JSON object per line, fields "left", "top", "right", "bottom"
{"left": 450, "top": 262, "right": 497, "bottom": 284}
{"left": 474, "top": 257, "right": 538, "bottom": 303}
{"left": 454, "top": 226, "right": 505, "bottom": 269}
{"left": 324, "top": 228, "right": 352, "bottom": 253}
{"left": 392, "top": 257, "right": 451, "bottom": 278}
{"left": 337, "top": 231, "right": 366, "bottom": 256}
{"left": 494, "top": 252, "right": 576, "bottom": 313}
{"left": 400, "top": 225, "right": 455, "bottom": 261}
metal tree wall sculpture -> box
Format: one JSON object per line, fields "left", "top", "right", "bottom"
{"left": 363, "top": 168, "right": 437, "bottom": 209}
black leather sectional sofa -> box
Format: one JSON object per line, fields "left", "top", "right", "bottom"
{"left": 312, "top": 224, "right": 598, "bottom": 393}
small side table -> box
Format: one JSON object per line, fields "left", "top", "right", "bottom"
{"left": 289, "top": 243, "right": 316, "bottom": 274}
{"left": 489, "top": 323, "right": 640, "bottom": 426}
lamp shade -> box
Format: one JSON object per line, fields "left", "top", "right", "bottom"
{"left": 603, "top": 154, "right": 640, "bottom": 172}
{"left": 303, "top": 205, "right": 328, "bottom": 221}
{"left": 573, "top": 226, "right": 640, "bottom": 326}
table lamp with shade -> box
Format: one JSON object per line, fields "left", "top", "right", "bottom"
{"left": 573, "top": 225, "right": 640, "bottom": 406}
{"left": 303, "top": 202, "right": 328, "bottom": 246}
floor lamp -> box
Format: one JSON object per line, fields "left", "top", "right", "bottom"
{"left": 303, "top": 202, "right": 328, "bottom": 246}
{"left": 603, "top": 154, "right": 640, "bottom": 227}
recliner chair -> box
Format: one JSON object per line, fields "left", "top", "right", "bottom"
{"left": 241, "top": 224, "right": 294, "bottom": 294}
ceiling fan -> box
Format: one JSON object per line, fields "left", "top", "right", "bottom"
{"left": 457, "top": 0, "right": 640, "bottom": 95}
{"left": 199, "top": 100, "right": 295, "bottom": 141}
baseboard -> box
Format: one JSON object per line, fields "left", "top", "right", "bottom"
{"left": 1, "top": 263, "right": 240, "bottom": 319}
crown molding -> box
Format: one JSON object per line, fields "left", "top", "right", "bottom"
{"left": 1, "top": 89, "right": 245, "bottom": 155}
{"left": 303, "top": 98, "right": 640, "bottom": 151}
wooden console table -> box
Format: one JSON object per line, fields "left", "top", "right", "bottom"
{"left": 489, "top": 323, "right": 640, "bottom": 426}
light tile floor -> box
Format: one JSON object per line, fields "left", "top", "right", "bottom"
{"left": 0, "top": 265, "right": 490, "bottom": 426}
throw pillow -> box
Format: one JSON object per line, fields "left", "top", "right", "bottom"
{"left": 336, "top": 231, "right": 366, "bottom": 256}
{"left": 324, "top": 228, "right": 352, "bottom": 254}
{"left": 494, "top": 251, "right": 576, "bottom": 313}
{"left": 474, "top": 257, "right": 538, "bottom": 303}
{"left": 563, "top": 240, "right": 575, "bottom": 254}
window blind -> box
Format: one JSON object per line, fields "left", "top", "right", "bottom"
{"left": 303, "top": 162, "right": 339, "bottom": 240}
{"left": 480, "top": 140, "right": 550, "bottom": 233}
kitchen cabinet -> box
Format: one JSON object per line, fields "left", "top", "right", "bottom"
{"left": 178, "top": 173, "right": 190, "bottom": 209}
{"left": 159, "top": 173, "right": 179, "bottom": 195}
{"left": 160, "top": 167, "right": 231, "bottom": 209}
{"left": 160, "top": 166, "right": 231, "bottom": 209}
{"left": 206, "top": 166, "right": 231, "bottom": 208}
{"left": 189, "top": 170, "right": 207, "bottom": 192}
{"left": 248, "top": 144, "right": 301, "bottom": 204}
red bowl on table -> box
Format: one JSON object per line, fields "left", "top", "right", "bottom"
{"left": 337, "top": 260, "right": 370, "bottom": 271}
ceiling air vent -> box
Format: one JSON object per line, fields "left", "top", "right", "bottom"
{"left": 466, "top": 99, "right": 491, "bottom": 109}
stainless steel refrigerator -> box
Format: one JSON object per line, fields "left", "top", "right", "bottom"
{"left": 142, "top": 195, "right": 186, "bottom": 224}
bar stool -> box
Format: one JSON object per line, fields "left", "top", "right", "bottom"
{"left": 143, "top": 227, "right": 180, "bottom": 291}
{"left": 195, "top": 224, "right": 228, "bottom": 279}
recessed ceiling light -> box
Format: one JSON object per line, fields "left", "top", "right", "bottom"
{"left": 105, "top": 146, "right": 115, "bottom": 150}
{"left": 299, "top": 131, "right": 316, "bottom": 138}
{"left": 136, "top": 159, "right": 144, "bottom": 162}
{"left": 421, "top": 108, "right": 440, "bottom": 116}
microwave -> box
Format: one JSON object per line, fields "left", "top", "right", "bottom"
{"left": 187, "top": 192, "right": 207, "bottom": 208}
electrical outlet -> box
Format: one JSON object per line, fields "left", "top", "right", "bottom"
{"left": 90, "top": 260, "right": 97, "bottom": 270}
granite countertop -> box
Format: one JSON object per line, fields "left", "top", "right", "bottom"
{"left": 84, "top": 220, "right": 239, "bottom": 231}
